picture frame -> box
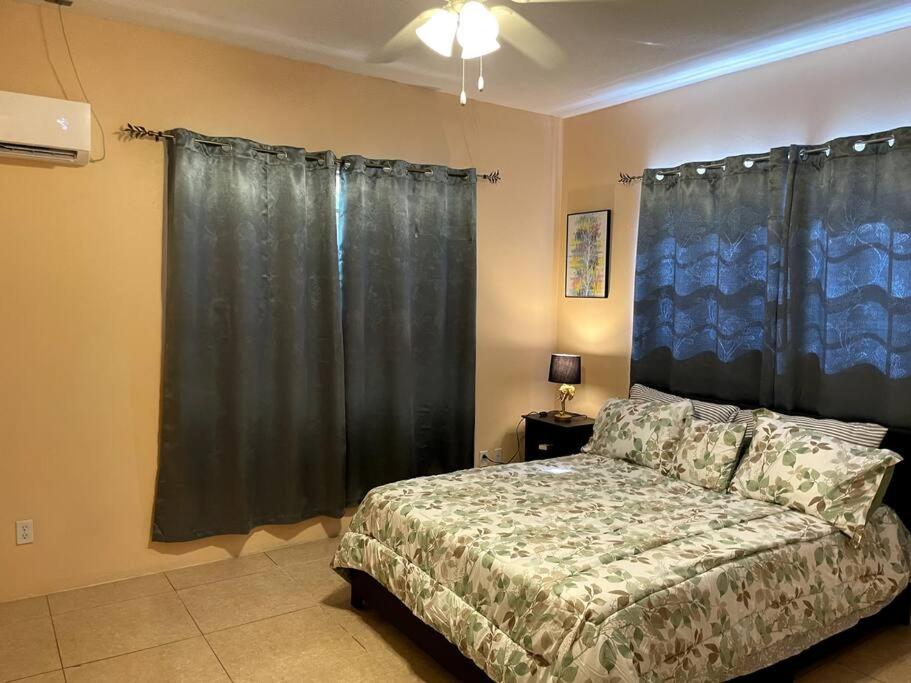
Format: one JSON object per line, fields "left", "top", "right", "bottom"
{"left": 565, "top": 209, "right": 611, "bottom": 298}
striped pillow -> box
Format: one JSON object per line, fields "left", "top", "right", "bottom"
{"left": 629, "top": 384, "right": 738, "bottom": 423}
{"left": 744, "top": 409, "right": 888, "bottom": 448}
{"left": 734, "top": 409, "right": 756, "bottom": 439}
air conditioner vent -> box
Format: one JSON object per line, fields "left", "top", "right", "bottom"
{"left": 0, "top": 142, "right": 79, "bottom": 161}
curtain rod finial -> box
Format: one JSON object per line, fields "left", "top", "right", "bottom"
{"left": 619, "top": 172, "right": 643, "bottom": 185}
{"left": 120, "top": 123, "right": 173, "bottom": 142}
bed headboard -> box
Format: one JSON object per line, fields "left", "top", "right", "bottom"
{"left": 631, "top": 384, "right": 911, "bottom": 531}
{"left": 879, "top": 426, "right": 911, "bottom": 529}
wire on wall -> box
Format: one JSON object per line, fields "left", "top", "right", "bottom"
{"left": 55, "top": 3, "right": 107, "bottom": 162}
{"left": 39, "top": 9, "right": 70, "bottom": 99}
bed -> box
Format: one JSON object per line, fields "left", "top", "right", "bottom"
{"left": 331, "top": 426, "right": 911, "bottom": 682}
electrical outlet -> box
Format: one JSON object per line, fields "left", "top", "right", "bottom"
{"left": 493, "top": 448, "right": 503, "bottom": 462}
{"left": 16, "top": 519, "right": 34, "bottom": 545}
{"left": 479, "top": 449, "right": 489, "bottom": 464}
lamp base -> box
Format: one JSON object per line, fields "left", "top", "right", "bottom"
{"left": 553, "top": 410, "right": 574, "bottom": 422}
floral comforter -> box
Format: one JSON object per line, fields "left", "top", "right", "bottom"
{"left": 331, "top": 454, "right": 911, "bottom": 682}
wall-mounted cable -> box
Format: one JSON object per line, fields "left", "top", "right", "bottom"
{"left": 50, "top": 2, "right": 106, "bottom": 162}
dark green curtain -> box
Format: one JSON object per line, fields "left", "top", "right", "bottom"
{"left": 153, "top": 130, "right": 346, "bottom": 541}
{"left": 633, "top": 127, "right": 911, "bottom": 428}
{"left": 339, "top": 157, "right": 477, "bottom": 503}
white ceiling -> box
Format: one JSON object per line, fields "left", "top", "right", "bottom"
{"left": 55, "top": 0, "right": 911, "bottom": 116}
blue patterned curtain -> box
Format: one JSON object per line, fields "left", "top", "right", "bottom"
{"left": 633, "top": 155, "right": 785, "bottom": 403}
{"left": 771, "top": 128, "right": 911, "bottom": 426}
{"left": 633, "top": 127, "right": 911, "bottom": 427}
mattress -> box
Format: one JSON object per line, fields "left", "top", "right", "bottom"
{"left": 331, "top": 453, "right": 911, "bottom": 682}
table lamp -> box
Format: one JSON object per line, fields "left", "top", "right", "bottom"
{"left": 549, "top": 354, "right": 582, "bottom": 421}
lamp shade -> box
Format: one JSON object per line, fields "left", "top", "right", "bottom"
{"left": 548, "top": 354, "right": 581, "bottom": 385}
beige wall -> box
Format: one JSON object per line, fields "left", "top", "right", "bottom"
{"left": 558, "top": 27, "right": 911, "bottom": 418}
{"left": 0, "top": 2, "right": 560, "bottom": 601}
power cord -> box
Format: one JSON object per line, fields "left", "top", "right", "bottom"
{"left": 57, "top": 4, "right": 107, "bottom": 162}
{"left": 483, "top": 413, "right": 542, "bottom": 466}
{"left": 40, "top": 8, "right": 70, "bottom": 99}
{"left": 502, "top": 415, "right": 527, "bottom": 464}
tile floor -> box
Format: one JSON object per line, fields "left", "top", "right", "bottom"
{"left": 0, "top": 536, "right": 908, "bottom": 682}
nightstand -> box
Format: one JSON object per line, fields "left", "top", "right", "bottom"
{"left": 524, "top": 412, "right": 595, "bottom": 462}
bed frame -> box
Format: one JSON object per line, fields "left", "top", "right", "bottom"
{"left": 348, "top": 411, "right": 911, "bottom": 682}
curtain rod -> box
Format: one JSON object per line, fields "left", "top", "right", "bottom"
{"left": 619, "top": 156, "right": 771, "bottom": 184}
{"left": 120, "top": 124, "right": 502, "bottom": 184}
{"left": 618, "top": 132, "right": 898, "bottom": 184}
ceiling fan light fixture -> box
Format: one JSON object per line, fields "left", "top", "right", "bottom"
{"left": 461, "top": 37, "right": 500, "bottom": 60}
{"left": 457, "top": 1, "right": 500, "bottom": 58}
{"left": 416, "top": 9, "right": 458, "bottom": 57}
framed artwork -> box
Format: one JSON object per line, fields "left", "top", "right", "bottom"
{"left": 565, "top": 209, "right": 611, "bottom": 298}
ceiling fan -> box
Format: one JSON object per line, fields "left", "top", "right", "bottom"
{"left": 373, "top": 0, "right": 625, "bottom": 105}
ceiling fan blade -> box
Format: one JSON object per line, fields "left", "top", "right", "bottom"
{"left": 491, "top": 6, "right": 566, "bottom": 69}
{"left": 366, "top": 9, "right": 437, "bottom": 63}
{"left": 508, "top": 0, "right": 618, "bottom": 4}
{"left": 623, "top": 39, "right": 667, "bottom": 48}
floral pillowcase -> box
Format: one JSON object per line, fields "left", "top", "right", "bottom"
{"left": 584, "top": 398, "right": 693, "bottom": 471}
{"left": 664, "top": 418, "right": 747, "bottom": 492}
{"left": 730, "top": 411, "right": 901, "bottom": 541}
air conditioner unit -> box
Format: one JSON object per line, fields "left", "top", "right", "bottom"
{"left": 0, "top": 90, "right": 92, "bottom": 166}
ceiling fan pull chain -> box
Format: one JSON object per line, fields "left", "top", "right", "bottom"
{"left": 460, "top": 58, "right": 468, "bottom": 105}
{"left": 478, "top": 56, "right": 485, "bottom": 92}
